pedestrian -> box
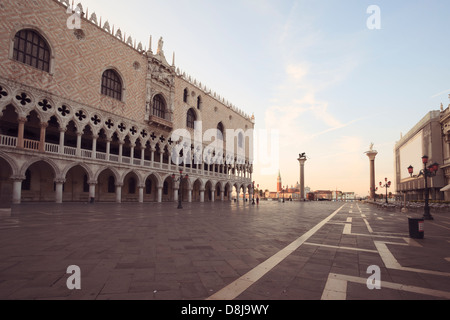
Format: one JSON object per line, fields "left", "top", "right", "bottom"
{"left": 256, "top": 197, "right": 259, "bottom": 205}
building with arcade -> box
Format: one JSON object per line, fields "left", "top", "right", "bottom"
{"left": 0, "top": 0, "right": 254, "bottom": 205}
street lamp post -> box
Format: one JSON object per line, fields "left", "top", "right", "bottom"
{"left": 282, "top": 186, "right": 285, "bottom": 203}
{"left": 172, "top": 168, "right": 189, "bottom": 209}
{"left": 252, "top": 181, "right": 255, "bottom": 205}
{"left": 379, "top": 178, "right": 391, "bottom": 204}
{"left": 407, "top": 155, "right": 439, "bottom": 220}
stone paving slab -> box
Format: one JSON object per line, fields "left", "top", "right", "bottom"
{"left": 0, "top": 201, "right": 449, "bottom": 300}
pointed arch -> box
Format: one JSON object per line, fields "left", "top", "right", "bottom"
{"left": 20, "top": 156, "right": 60, "bottom": 178}
{"left": 93, "top": 166, "right": 120, "bottom": 182}
{"left": 62, "top": 162, "right": 93, "bottom": 181}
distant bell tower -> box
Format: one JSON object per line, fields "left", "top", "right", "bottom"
{"left": 277, "top": 170, "right": 282, "bottom": 193}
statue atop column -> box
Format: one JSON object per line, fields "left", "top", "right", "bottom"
{"left": 297, "top": 153, "right": 307, "bottom": 200}
{"left": 365, "top": 143, "right": 378, "bottom": 200}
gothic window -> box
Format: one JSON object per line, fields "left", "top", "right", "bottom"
{"left": 13, "top": 29, "right": 51, "bottom": 72}
{"left": 197, "top": 96, "right": 202, "bottom": 110}
{"left": 183, "top": 88, "right": 188, "bottom": 103}
{"left": 152, "top": 94, "right": 166, "bottom": 119}
{"left": 187, "top": 108, "right": 196, "bottom": 129}
{"left": 107, "top": 176, "right": 115, "bottom": 193}
{"left": 101, "top": 69, "right": 122, "bottom": 101}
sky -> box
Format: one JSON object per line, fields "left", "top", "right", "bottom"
{"left": 78, "top": 0, "right": 450, "bottom": 197}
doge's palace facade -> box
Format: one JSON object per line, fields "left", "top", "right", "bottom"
{"left": 0, "top": 0, "right": 254, "bottom": 204}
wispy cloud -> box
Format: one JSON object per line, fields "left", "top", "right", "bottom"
{"left": 264, "top": 0, "right": 366, "bottom": 142}
{"left": 431, "top": 89, "right": 450, "bottom": 99}
{"left": 310, "top": 117, "right": 367, "bottom": 139}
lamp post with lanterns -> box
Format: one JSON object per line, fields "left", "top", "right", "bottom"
{"left": 172, "top": 168, "right": 189, "bottom": 209}
{"left": 379, "top": 178, "right": 391, "bottom": 204}
{"left": 407, "top": 155, "right": 439, "bottom": 220}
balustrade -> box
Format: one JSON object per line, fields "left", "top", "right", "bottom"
{"left": 1, "top": 134, "right": 250, "bottom": 182}
{"left": 0, "top": 135, "right": 17, "bottom": 147}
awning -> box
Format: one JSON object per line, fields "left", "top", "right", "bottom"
{"left": 440, "top": 184, "right": 450, "bottom": 192}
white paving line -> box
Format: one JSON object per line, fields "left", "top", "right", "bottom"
{"left": 343, "top": 223, "right": 352, "bottom": 235}
{"left": 374, "top": 241, "right": 450, "bottom": 277}
{"left": 321, "top": 273, "right": 450, "bottom": 300}
{"left": 363, "top": 218, "right": 373, "bottom": 233}
{"left": 303, "top": 242, "right": 378, "bottom": 253}
{"left": 207, "top": 204, "right": 347, "bottom": 300}
{"left": 345, "top": 218, "right": 407, "bottom": 238}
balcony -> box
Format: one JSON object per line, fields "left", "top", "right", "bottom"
{"left": 146, "top": 113, "right": 173, "bottom": 131}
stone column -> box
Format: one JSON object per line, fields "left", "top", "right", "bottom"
{"left": 140, "top": 146, "right": 145, "bottom": 166}
{"left": 365, "top": 147, "right": 378, "bottom": 200}
{"left": 130, "top": 143, "right": 135, "bottom": 164}
{"left": 115, "top": 183, "right": 123, "bottom": 203}
{"left": 106, "top": 138, "right": 111, "bottom": 160}
{"left": 173, "top": 186, "right": 179, "bottom": 202}
{"left": 199, "top": 188, "right": 205, "bottom": 203}
{"left": 11, "top": 177, "right": 24, "bottom": 204}
{"left": 17, "top": 117, "right": 26, "bottom": 149}
{"left": 118, "top": 141, "right": 124, "bottom": 163}
{"left": 59, "top": 128, "right": 66, "bottom": 154}
{"left": 88, "top": 181, "right": 97, "bottom": 202}
{"left": 54, "top": 179, "right": 65, "bottom": 204}
{"left": 150, "top": 146, "right": 155, "bottom": 167}
{"left": 76, "top": 131, "right": 82, "bottom": 157}
{"left": 92, "top": 135, "right": 98, "bottom": 159}
{"left": 138, "top": 185, "right": 144, "bottom": 203}
{"left": 297, "top": 155, "right": 307, "bottom": 200}
{"left": 39, "top": 122, "right": 48, "bottom": 153}
{"left": 157, "top": 186, "right": 162, "bottom": 203}
{"left": 188, "top": 188, "right": 192, "bottom": 203}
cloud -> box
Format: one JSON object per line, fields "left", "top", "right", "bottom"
{"left": 431, "top": 89, "right": 450, "bottom": 99}
{"left": 265, "top": 61, "right": 346, "bottom": 141}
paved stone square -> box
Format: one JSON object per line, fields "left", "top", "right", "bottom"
{"left": 0, "top": 201, "right": 449, "bottom": 300}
